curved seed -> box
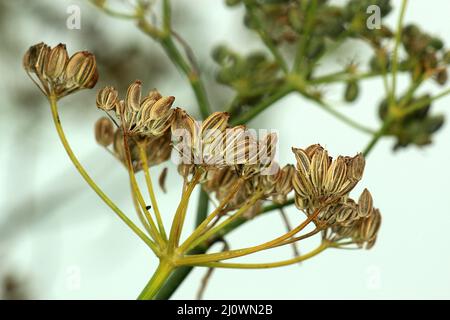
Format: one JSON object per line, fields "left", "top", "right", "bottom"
{"left": 46, "top": 43, "right": 68, "bottom": 80}
{"left": 292, "top": 147, "right": 311, "bottom": 176}
{"left": 96, "top": 86, "right": 118, "bottom": 111}
{"left": 149, "top": 96, "right": 175, "bottom": 120}
{"left": 358, "top": 188, "right": 373, "bottom": 218}
{"left": 66, "top": 51, "right": 97, "bottom": 88}
{"left": 126, "top": 80, "right": 142, "bottom": 112}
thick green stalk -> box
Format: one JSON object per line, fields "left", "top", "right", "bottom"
{"left": 154, "top": 190, "right": 209, "bottom": 299}
{"left": 195, "top": 189, "right": 210, "bottom": 227}
{"left": 138, "top": 260, "right": 174, "bottom": 300}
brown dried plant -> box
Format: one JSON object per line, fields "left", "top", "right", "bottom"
{"left": 21, "top": 0, "right": 450, "bottom": 299}
{"left": 23, "top": 42, "right": 380, "bottom": 299}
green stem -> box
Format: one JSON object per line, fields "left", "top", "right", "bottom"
{"left": 202, "top": 200, "right": 295, "bottom": 248}
{"left": 153, "top": 247, "right": 206, "bottom": 300}
{"left": 195, "top": 189, "right": 210, "bottom": 227}
{"left": 162, "top": 0, "right": 171, "bottom": 31}
{"left": 138, "top": 260, "right": 174, "bottom": 300}
{"left": 303, "top": 93, "right": 376, "bottom": 135}
{"left": 168, "top": 172, "right": 201, "bottom": 250}
{"left": 89, "top": 0, "right": 137, "bottom": 19}
{"left": 123, "top": 135, "right": 165, "bottom": 247}
{"left": 154, "top": 191, "right": 210, "bottom": 300}
{"left": 160, "top": 36, "right": 192, "bottom": 75}
{"left": 130, "top": 185, "right": 154, "bottom": 237}
{"left": 398, "top": 78, "right": 423, "bottom": 108}
{"left": 134, "top": 6, "right": 212, "bottom": 119}
{"left": 160, "top": 36, "right": 211, "bottom": 119}
{"left": 137, "top": 143, "right": 168, "bottom": 241}
{"left": 390, "top": 0, "right": 408, "bottom": 106}
{"left": 179, "top": 179, "right": 244, "bottom": 253}
{"left": 187, "top": 192, "right": 262, "bottom": 252}
{"left": 48, "top": 97, "right": 158, "bottom": 253}
{"left": 179, "top": 206, "right": 322, "bottom": 265}
{"left": 225, "top": 95, "right": 242, "bottom": 115}
{"left": 155, "top": 199, "right": 295, "bottom": 299}
{"left": 244, "top": 1, "right": 288, "bottom": 73}
{"left": 362, "top": 117, "right": 394, "bottom": 157}
{"left": 260, "top": 198, "right": 295, "bottom": 214}
{"left": 230, "top": 84, "right": 294, "bottom": 125}
{"left": 311, "top": 71, "right": 382, "bottom": 84}
{"left": 293, "top": 0, "right": 317, "bottom": 73}
{"left": 362, "top": 1, "right": 409, "bottom": 157}
{"left": 193, "top": 242, "right": 328, "bottom": 269}
{"left": 94, "top": 0, "right": 212, "bottom": 118}
{"left": 403, "top": 87, "right": 450, "bottom": 116}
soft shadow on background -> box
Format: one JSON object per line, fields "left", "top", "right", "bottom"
{"left": 0, "top": 0, "right": 449, "bottom": 299}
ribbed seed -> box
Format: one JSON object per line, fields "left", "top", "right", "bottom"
{"left": 126, "top": 80, "right": 142, "bottom": 112}
{"left": 358, "top": 188, "right": 373, "bottom": 218}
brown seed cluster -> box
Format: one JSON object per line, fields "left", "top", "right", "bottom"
{"left": 272, "top": 164, "right": 296, "bottom": 204}
{"left": 93, "top": 81, "right": 382, "bottom": 249}
{"left": 171, "top": 110, "right": 277, "bottom": 170}
{"left": 23, "top": 42, "right": 98, "bottom": 99}
{"left": 201, "top": 161, "right": 291, "bottom": 218}
{"left": 329, "top": 206, "right": 382, "bottom": 249}
{"left": 94, "top": 116, "right": 172, "bottom": 171}
{"left": 22, "top": 33, "right": 389, "bottom": 274}
{"left": 292, "top": 144, "right": 365, "bottom": 211}
{"left": 20, "top": 42, "right": 381, "bottom": 250}
{"left": 96, "top": 81, "right": 175, "bottom": 137}
{"left": 94, "top": 81, "right": 279, "bottom": 176}
{"left": 291, "top": 144, "right": 381, "bottom": 248}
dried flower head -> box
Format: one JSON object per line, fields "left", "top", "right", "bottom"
{"left": 96, "top": 86, "right": 119, "bottom": 111}
{"left": 314, "top": 188, "right": 374, "bottom": 228}
{"left": 292, "top": 144, "right": 365, "bottom": 211}
{"left": 172, "top": 109, "right": 230, "bottom": 166}
{"left": 272, "top": 164, "right": 295, "bottom": 204}
{"left": 244, "top": 162, "right": 281, "bottom": 196}
{"left": 136, "top": 132, "right": 173, "bottom": 170}
{"left": 23, "top": 42, "right": 98, "bottom": 99}
{"left": 96, "top": 80, "right": 175, "bottom": 137}
{"left": 171, "top": 107, "right": 279, "bottom": 180}
{"left": 94, "top": 116, "right": 172, "bottom": 172}
{"left": 236, "top": 132, "right": 278, "bottom": 178}
{"left": 329, "top": 201, "right": 382, "bottom": 250}
{"left": 203, "top": 161, "right": 288, "bottom": 215}
{"left": 111, "top": 130, "right": 172, "bottom": 172}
